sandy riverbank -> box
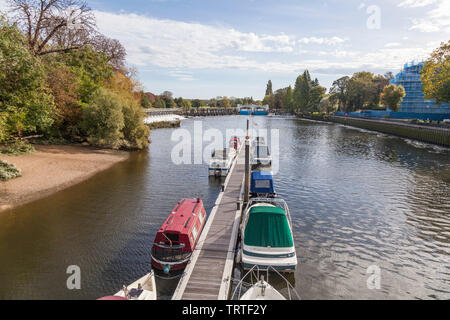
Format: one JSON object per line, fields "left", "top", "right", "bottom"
{"left": 0, "top": 145, "right": 130, "bottom": 212}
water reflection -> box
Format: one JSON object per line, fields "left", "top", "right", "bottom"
{"left": 0, "top": 116, "right": 449, "bottom": 300}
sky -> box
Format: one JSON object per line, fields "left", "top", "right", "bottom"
{"left": 1, "top": 0, "right": 449, "bottom": 99}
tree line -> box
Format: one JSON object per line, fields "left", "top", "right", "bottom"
{"left": 263, "top": 71, "right": 405, "bottom": 114}
{"left": 263, "top": 41, "right": 449, "bottom": 115}
{"left": 0, "top": 0, "right": 149, "bottom": 149}
{"left": 140, "top": 92, "right": 262, "bottom": 109}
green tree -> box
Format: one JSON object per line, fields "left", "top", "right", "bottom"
{"left": 263, "top": 94, "right": 275, "bottom": 109}
{"left": 265, "top": 80, "right": 273, "bottom": 96}
{"left": 421, "top": 41, "right": 450, "bottom": 103}
{"left": 318, "top": 95, "right": 338, "bottom": 114}
{"left": 380, "top": 84, "right": 405, "bottom": 112}
{"left": 154, "top": 97, "right": 166, "bottom": 108}
{"left": 0, "top": 16, "right": 54, "bottom": 141}
{"left": 308, "top": 86, "right": 327, "bottom": 112}
{"left": 329, "top": 76, "right": 349, "bottom": 111}
{"left": 293, "top": 70, "right": 312, "bottom": 113}
{"left": 141, "top": 92, "right": 151, "bottom": 108}
{"left": 121, "top": 96, "right": 150, "bottom": 149}
{"left": 81, "top": 88, "right": 124, "bottom": 149}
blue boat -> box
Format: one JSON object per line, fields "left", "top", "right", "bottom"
{"left": 254, "top": 107, "right": 268, "bottom": 115}
{"left": 250, "top": 171, "right": 275, "bottom": 197}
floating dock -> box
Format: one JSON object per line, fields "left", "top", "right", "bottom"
{"left": 172, "top": 148, "right": 245, "bottom": 300}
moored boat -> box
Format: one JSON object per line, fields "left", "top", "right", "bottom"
{"left": 98, "top": 271, "right": 157, "bottom": 300}
{"left": 114, "top": 272, "right": 157, "bottom": 300}
{"left": 251, "top": 144, "right": 272, "bottom": 167}
{"left": 151, "top": 198, "right": 207, "bottom": 273}
{"left": 232, "top": 266, "right": 300, "bottom": 300}
{"left": 229, "top": 136, "right": 241, "bottom": 152}
{"left": 250, "top": 171, "right": 276, "bottom": 198}
{"left": 209, "top": 148, "right": 234, "bottom": 177}
{"left": 240, "top": 198, "right": 297, "bottom": 272}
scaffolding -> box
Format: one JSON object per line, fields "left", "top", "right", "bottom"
{"left": 391, "top": 61, "right": 450, "bottom": 114}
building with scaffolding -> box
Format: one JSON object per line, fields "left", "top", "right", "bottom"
{"left": 391, "top": 61, "right": 450, "bottom": 115}
{"left": 335, "top": 61, "right": 450, "bottom": 121}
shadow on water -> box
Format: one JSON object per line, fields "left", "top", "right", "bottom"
{"left": 0, "top": 116, "right": 449, "bottom": 300}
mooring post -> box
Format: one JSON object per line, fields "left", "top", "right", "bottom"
{"left": 244, "top": 119, "right": 250, "bottom": 203}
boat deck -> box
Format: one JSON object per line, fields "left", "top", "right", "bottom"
{"left": 172, "top": 148, "right": 245, "bottom": 300}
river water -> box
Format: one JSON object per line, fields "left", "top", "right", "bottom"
{"left": 0, "top": 116, "right": 449, "bottom": 300}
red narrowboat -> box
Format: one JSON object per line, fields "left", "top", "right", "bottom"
{"left": 151, "top": 198, "right": 207, "bottom": 273}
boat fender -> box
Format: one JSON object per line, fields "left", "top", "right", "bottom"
{"left": 163, "top": 265, "right": 171, "bottom": 274}
{"left": 235, "top": 248, "right": 241, "bottom": 264}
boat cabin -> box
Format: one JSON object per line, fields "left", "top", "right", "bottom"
{"left": 250, "top": 171, "right": 275, "bottom": 197}
{"left": 151, "top": 198, "right": 207, "bottom": 273}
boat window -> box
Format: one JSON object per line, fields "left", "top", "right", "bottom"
{"left": 164, "top": 233, "right": 179, "bottom": 243}
{"left": 192, "top": 225, "right": 198, "bottom": 240}
{"left": 198, "top": 212, "right": 204, "bottom": 225}
{"left": 255, "top": 180, "right": 271, "bottom": 189}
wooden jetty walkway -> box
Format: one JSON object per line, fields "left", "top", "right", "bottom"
{"left": 172, "top": 148, "right": 245, "bottom": 300}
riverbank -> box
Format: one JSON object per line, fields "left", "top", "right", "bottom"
{"left": 0, "top": 145, "right": 129, "bottom": 213}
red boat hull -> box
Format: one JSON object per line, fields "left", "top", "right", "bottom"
{"left": 151, "top": 198, "right": 207, "bottom": 274}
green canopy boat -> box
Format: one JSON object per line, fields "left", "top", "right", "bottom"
{"left": 240, "top": 198, "right": 297, "bottom": 272}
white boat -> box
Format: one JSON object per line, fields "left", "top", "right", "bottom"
{"left": 251, "top": 145, "right": 272, "bottom": 167}
{"left": 209, "top": 148, "right": 235, "bottom": 177}
{"left": 232, "top": 266, "right": 300, "bottom": 300}
{"left": 253, "top": 136, "right": 266, "bottom": 146}
{"left": 114, "top": 272, "right": 157, "bottom": 300}
{"left": 240, "top": 198, "right": 297, "bottom": 272}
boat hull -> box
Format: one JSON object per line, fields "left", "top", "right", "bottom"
{"left": 208, "top": 167, "right": 229, "bottom": 176}
{"left": 241, "top": 249, "right": 297, "bottom": 273}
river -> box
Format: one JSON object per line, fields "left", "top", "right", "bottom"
{"left": 0, "top": 115, "right": 449, "bottom": 300}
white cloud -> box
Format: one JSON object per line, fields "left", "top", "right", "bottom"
{"left": 398, "top": 0, "right": 437, "bottom": 8}
{"left": 400, "top": 0, "right": 450, "bottom": 33}
{"left": 94, "top": 10, "right": 354, "bottom": 74}
{"left": 298, "top": 36, "right": 348, "bottom": 45}
{"left": 384, "top": 42, "right": 401, "bottom": 47}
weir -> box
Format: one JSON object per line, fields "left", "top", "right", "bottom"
{"left": 172, "top": 147, "right": 246, "bottom": 300}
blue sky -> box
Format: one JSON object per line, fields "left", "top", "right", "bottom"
{"left": 3, "top": 0, "right": 449, "bottom": 99}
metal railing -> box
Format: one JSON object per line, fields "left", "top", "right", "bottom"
{"left": 231, "top": 265, "right": 300, "bottom": 300}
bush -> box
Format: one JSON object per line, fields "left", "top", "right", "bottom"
{"left": 81, "top": 88, "right": 125, "bottom": 149}
{"left": 121, "top": 98, "right": 150, "bottom": 149}
{"left": 0, "top": 160, "right": 22, "bottom": 181}
{"left": 0, "top": 140, "right": 35, "bottom": 155}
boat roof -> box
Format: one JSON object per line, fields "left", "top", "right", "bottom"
{"left": 159, "top": 198, "right": 203, "bottom": 234}
{"left": 251, "top": 171, "right": 273, "bottom": 180}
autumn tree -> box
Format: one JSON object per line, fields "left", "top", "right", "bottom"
{"left": 380, "top": 84, "right": 405, "bottom": 112}
{"left": 7, "top": 0, "right": 96, "bottom": 56}
{"left": 421, "top": 41, "right": 450, "bottom": 103}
